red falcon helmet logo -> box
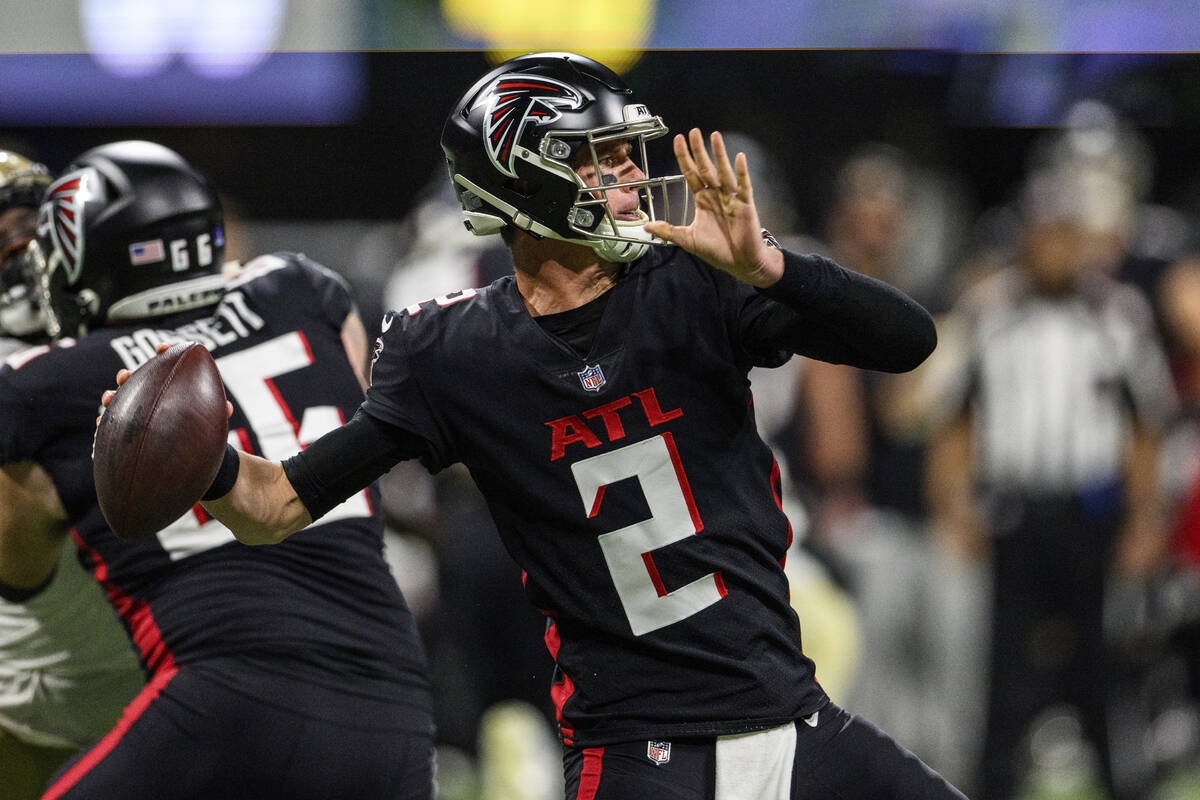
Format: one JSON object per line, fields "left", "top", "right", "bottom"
{"left": 37, "top": 168, "right": 101, "bottom": 285}
{"left": 475, "top": 73, "right": 584, "bottom": 179}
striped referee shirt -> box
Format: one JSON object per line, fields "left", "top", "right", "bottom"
{"left": 946, "top": 265, "right": 1176, "bottom": 496}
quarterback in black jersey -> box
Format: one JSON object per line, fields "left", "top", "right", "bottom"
{"left": 3, "top": 142, "right": 434, "bottom": 799}
{"left": 133, "top": 54, "right": 965, "bottom": 798}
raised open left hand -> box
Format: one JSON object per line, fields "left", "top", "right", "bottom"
{"left": 643, "top": 129, "right": 783, "bottom": 288}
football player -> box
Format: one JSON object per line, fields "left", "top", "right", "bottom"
{"left": 0, "top": 149, "right": 145, "bottom": 800}
{"left": 0, "top": 149, "right": 53, "bottom": 355}
{"left": 4, "top": 141, "right": 435, "bottom": 799}
{"left": 132, "top": 53, "right": 965, "bottom": 798}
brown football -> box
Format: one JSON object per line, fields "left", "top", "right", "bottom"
{"left": 93, "top": 342, "right": 228, "bottom": 541}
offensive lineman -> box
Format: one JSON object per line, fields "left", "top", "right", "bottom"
{"left": 0, "top": 149, "right": 144, "bottom": 800}
{"left": 117, "top": 54, "right": 966, "bottom": 798}
{"left": 4, "top": 141, "right": 434, "bottom": 799}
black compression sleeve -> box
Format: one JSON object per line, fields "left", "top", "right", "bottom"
{"left": 757, "top": 251, "right": 937, "bottom": 372}
{"left": 281, "top": 409, "right": 430, "bottom": 522}
{"left": 760, "top": 251, "right": 849, "bottom": 311}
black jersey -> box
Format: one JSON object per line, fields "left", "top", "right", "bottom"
{"left": 0, "top": 254, "right": 429, "bottom": 713}
{"left": 363, "top": 247, "right": 855, "bottom": 746}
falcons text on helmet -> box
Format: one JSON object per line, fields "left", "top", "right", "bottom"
{"left": 474, "top": 73, "right": 585, "bottom": 179}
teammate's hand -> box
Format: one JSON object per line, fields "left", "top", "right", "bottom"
{"left": 643, "top": 129, "right": 783, "bottom": 288}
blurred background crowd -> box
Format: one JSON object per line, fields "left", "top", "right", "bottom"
{"left": 4, "top": 3, "right": 1200, "bottom": 799}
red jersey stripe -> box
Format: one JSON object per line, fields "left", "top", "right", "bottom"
{"left": 72, "top": 529, "right": 176, "bottom": 673}
{"left": 576, "top": 747, "right": 604, "bottom": 800}
{"left": 42, "top": 666, "right": 178, "bottom": 800}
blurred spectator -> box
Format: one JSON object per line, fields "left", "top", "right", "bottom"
{"left": 926, "top": 165, "right": 1179, "bottom": 799}
{"left": 790, "top": 143, "right": 987, "bottom": 788}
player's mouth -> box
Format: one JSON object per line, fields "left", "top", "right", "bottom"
{"left": 612, "top": 203, "right": 645, "bottom": 223}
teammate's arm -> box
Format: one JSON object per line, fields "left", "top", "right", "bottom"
{"left": 341, "top": 311, "right": 371, "bottom": 392}
{"left": 0, "top": 461, "right": 69, "bottom": 595}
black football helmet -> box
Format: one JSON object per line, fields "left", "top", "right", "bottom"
{"left": 441, "top": 51, "right": 687, "bottom": 262}
{"left": 0, "top": 150, "right": 53, "bottom": 341}
{"left": 28, "top": 140, "right": 226, "bottom": 339}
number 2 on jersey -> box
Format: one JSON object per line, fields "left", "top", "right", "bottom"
{"left": 571, "top": 433, "right": 726, "bottom": 636}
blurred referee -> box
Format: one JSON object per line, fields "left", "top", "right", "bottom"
{"left": 927, "top": 166, "right": 1178, "bottom": 800}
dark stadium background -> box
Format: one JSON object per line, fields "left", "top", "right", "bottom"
{"left": 8, "top": 51, "right": 1200, "bottom": 234}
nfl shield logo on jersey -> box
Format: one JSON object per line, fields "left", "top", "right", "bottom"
{"left": 646, "top": 740, "right": 671, "bottom": 765}
{"left": 577, "top": 363, "right": 605, "bottom": 392}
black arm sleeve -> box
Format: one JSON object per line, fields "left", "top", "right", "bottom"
{"left": 281, "top": 408, "right": 430, "bottom": 523}
{"left": 754, "top": 251, "right": 937, "bottom": 373}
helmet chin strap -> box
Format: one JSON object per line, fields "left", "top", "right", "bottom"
{"left": 586, "top": 212, "right": 653, "bottom": 262}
